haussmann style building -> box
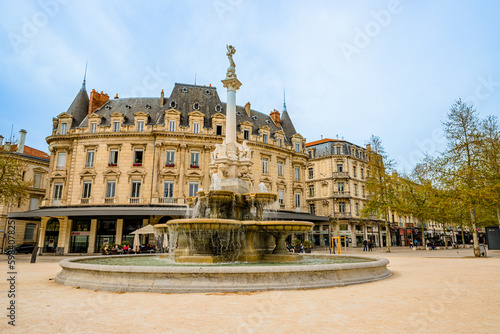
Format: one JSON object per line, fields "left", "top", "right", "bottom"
{"left": 10, "top": 78, "right": 328, "bottom": 255}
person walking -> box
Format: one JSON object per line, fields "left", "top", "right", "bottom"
{"left": 368, "top": 240, "right": 373, "bottom": 251}
{"left": 363, "top": 239, "right": 368, "bottom": 251}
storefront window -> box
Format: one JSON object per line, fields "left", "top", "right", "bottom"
{"left": 95, "top": 219, "right": 116, "bottom": 252}
{"left": 70, "top": 219, "right": 90, "bottom": 253}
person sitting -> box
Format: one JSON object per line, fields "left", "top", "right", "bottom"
{"left": 103, "top": 244, "right": 111, "bottom": 255}
{"left": 123, "top": 244, "right": 129, "bottom": 254}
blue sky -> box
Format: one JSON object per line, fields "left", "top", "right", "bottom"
{"left": 1, "top": 0, "right": 499, "bottom": 171}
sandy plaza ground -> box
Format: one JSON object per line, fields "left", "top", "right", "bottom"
{"left": 1, "top": 247, "right": 499, "bottom": 334}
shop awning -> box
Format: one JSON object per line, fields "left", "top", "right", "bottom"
{"left": 8, "top": 205, "right": 190, "bottom": 219}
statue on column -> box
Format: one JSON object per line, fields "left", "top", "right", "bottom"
{"left": 226, "top": 45, "right": 236, "bottom": 79}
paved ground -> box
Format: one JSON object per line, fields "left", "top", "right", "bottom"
{"left": 1, "top": 247, "right": 499, "bottom": 334}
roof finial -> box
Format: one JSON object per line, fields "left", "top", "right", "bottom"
{"left": 81, "top": 61, "right": 88, "bottom": 91}
{"left": 283, "top": 88, "right": 287, "bottom": 112}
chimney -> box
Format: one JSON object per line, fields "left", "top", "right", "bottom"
{"left": 366, "top": 144, "right": 371, "bottom": 151}
{"left": 270, "top": 109, "right": 281, "bottom": 126}
{"left": 0, "top": 135, "right": 3, "bottom": 146}
{"left": 160, "top": 89, "right": 164, "bottom": 107}
{"left": 17, "top": 129, "right": 27, "bottom": 153}
{"left": 88, "top": 89, "right": 110, "bottom": 114}
{"left": 114, "top": 93, "right": 119, "bottom": 99}
{"left": 245, "top": 102, "right": 251, "bottom": 117}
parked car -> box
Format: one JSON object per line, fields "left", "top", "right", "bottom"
{"left": 15, "top": 244, "right": 36, "bottom": 254}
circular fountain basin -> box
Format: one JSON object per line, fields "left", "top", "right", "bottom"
{"left": 166, "top": 218, "right": 241, "bottom": 231}
{"left": 243, "top": 192, "right": 278, "bottom": 205}
{"left": 257, "top": 220, "right": 314, "bottom": 233}
{"left": 55, "top": 254, "right": 391, "bottom": 293}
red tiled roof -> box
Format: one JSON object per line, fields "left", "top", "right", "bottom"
{"left": 305, "top": 138, "right": 340, "bottom": 147}
{"left": 23, "top": 146, "right": 50, "bottom": 159}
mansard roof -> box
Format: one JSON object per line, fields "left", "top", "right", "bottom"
{"left": 77, "top": 83, "right": 299, "bottom": 144}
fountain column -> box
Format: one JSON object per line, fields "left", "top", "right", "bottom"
{"left": 221, "top": 44, "right": 242, "bottom": 177}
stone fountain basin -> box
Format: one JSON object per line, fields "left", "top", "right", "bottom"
{"left": 243, "top": 192, "right": 278, "bottom": 205}
{"left": 257, "top": 220, "right": 314, "bottom": 233}
{"left": 165, "top": 218, "right": 241, "bottom": 231}
{"left": 55, "top": 254, "right": 392, "bottom": 293}
{"left": 198, "top": 190, "right": 234, "bottom": 203}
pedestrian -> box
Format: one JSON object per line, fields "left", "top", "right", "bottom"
{"left": 300, "top": 244, "right": 304, "bottom": 253}
{"left": 409, "top": 239, "right": 413, "bottom": 249}
{"left": 368, "top": 240, "right": 373, "bottom": 251}
{"left": 363, "top": 239, "right": 368, "bottom": 251}
{"left": 414, "top": 239, "right": 418, "bottom": 248}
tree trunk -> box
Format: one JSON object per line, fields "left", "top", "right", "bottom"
{"left": 385, "top": 209, "right": 391, "bottom": 253}
{"left": 442, "top": 224, "right": 448, "bottom": 249}
{"left": 497, "top": 207, "right": 500, "bottom": 228}
{"left": 469, "top": 207, "right": 480, "bottom": 257}
{"left": 461, "top": 224, "right": 465, "bottom": 248}
{"left": 421, "top": 219, "right": 426, "bottom": 250}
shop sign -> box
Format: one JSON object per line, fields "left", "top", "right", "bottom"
{"left": 71, "top": 231, "right": 90, "bottom": 236}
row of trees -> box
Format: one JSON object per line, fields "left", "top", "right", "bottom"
{"left": 363, "top": 99, "right": 500, "bottom": 257}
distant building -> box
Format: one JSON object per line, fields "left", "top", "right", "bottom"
{"left": 0, "top": 130, "right": 49, "bottom": 253}
{"left": 305, "top": 138, "right": 383, "bottom": 248}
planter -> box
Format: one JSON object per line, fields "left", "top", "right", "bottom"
{"left": 305, "top": 247, "right": 312, "bottom": 253}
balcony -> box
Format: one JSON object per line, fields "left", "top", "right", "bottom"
{"left": 333, "top": 172, "right": 349, "bottom": 178}
{"left": 104, "top": 198, "right": 115, "bottom": 204}
{"left": 280, "top": 204, "right": 286, "bottom": 209}
{"left": 190, "top": 164, "right": 199, "bottom": 169}
{"left": 158, "top": 197, "right": 184, "bottom": 204}
{"left": 333, "top": 191, "right": 350, "bottom": 198}
{"left": 129, "top": 197, "right": 141, "bottom": 204}
{"left": 165, "top": 164, "right": 175, "bottom": 168}
{"left": 133, "top": 163, "right": 142, "bottom": 167}
{"left": 80, "top": 198, "right": 91, "bottom": 204}
{"left": 108, "top": 163, "right": 117, "bottom": 167}
{"left": 336, "top": 212, "right": 352, "bottom": 219}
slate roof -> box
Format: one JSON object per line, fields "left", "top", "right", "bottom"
{"left": 66, "top": 88, "right": 89, "bottom": 128}
{"left": 75, "top": 83, "right": 298, "bottom": 144}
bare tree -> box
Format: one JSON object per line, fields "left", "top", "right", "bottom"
{"left": 362, "top": 135, "right": 397, "bottom": 252}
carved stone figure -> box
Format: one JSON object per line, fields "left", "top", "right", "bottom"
{"left": 226, "top": 45, "right": 236, "bottom": 79}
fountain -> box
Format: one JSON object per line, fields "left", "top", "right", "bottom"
{"left": 55, "top": 45, "right": 391, "bottom": 293}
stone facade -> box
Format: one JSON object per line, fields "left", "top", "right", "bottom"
{"left": 30, "top": 82, "right": 310, "bottom": 255}
{"left": 0, "top": 130, "right": 50, "bottom": 252}
{"left": 304, "top": 139, "right": 383, "bottom": 248}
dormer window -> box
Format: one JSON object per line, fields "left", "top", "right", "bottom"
{"left": 182, "top": 87, "right": 188, "bottom": 93}
{"left": 193, "top": 102, "right": 199, "bottom": 110}
{"left": 60, "top": 123, "right": 67, "bottom": 135}
{"left": 252, "top": 116, "right": 258, "bottom": 120}
{"left": 236, "top": 111, "right": 241, "bottom": 116}
{"left": 215, "top": 105, "right": 222, "bottom": 112}
{"left": 137, "top": 120, "right": 144, "bottom": 132}
{"left": 244, "top": 130, "right": 249, "bottom": 140}
{"left": 90, "top": 122, "right": 97, "bottom": 133}
{"left": 193, "top": 122, "right": 199, "bottom": 134}
{"left": 263, "top": 133, "right": 268, "bottom": 143}
{"left": 145, "top": 104, "right": 151, "bottom": 109}
{"left": 295, "top": 143, "right": 300, "bottom": 152}
{"left": 278, "top": 138, "right": 282, "bottom": 147}
{"left": 169, "top": 120, "right": 175, "bottom": 132}
{"left": 216, "top": 124, "right": 223, "bottom": 136}
{"left": 113, "top": 121, "right": 120, "bottom": 132}
{"left": 205, "top": 89, "right": 210, "bottom": 95}
{"left": 105, "top": 105, "right": 112, "bottom": 110}
{"left": 265, "top": 120, "right": 271, "bottom": 124}
{"left": 125, "top": 105, "right": 131, "bottom": 110}
{"left": 170, "top": 100, "right": 177, "bottom": 109}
